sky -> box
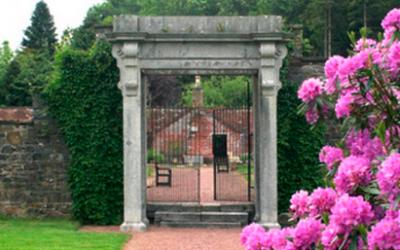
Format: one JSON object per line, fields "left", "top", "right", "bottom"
{"left": 0, "top": 0, "right": 106, "bottom": 50}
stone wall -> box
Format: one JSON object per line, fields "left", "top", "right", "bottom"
{"left": 0, "top": 107, "right": 71, "bottom": 217}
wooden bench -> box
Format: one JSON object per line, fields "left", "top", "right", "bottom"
{"left": 155, "top": 164, "right": 172, "bottom": 186}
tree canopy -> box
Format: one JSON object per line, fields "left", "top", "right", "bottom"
{"left": 22, "top": 0, "right": 57, "bottom": 55}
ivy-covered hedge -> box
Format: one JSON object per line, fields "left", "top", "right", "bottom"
{"left": 277, "top": 61, "right": 325, "bottom": 212}
{"left": 46, "top": 41, "right": 123, "bottom": 224}
{"left": 47, "top": 40, "right": 324, "bottom": 224}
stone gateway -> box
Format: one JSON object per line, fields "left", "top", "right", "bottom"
{"left": 106, "top": 15, "right": 288, "bottom": 231}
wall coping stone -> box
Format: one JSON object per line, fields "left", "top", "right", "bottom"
{"left": 0, "top": 107, "right": 33, "bottom": 124}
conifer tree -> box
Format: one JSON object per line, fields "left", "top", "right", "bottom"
{"left": 22, "top": 1, "right": 57, "bottom": 55}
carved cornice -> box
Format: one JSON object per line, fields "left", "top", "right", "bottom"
{"left": 259, "top": 43, "right": 287, "bottom": 96}
{"left": 112, "top": 43, "right": 139, "bottom": 97}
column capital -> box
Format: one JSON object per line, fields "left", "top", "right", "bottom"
{"left": 112, "top": 42, "right": 139, "bottom": 97}
{"left": 259, "top": 43, "right": 287, "bottom": 96}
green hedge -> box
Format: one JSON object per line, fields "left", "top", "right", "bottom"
{"left": 46, "top": 41, "right": 123, "bottom": 224}
{"left": 47, "top": 40, "right": 324, "bottom": 224}
{"left": 277, "top": 61, "right": 325, "bottom": 212}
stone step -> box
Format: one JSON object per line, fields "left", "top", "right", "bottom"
{"left": 154, "top": 211, "right": 248, "bottom": 226}
{"left": 159, "top": 221, "right": 242, "bottom": 228}
{"left": 147, "top": 203, "right": 255, "bottom": 219}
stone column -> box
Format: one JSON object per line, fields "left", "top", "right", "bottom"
{"left": 112, "top": 42, "right": 148, "bottom": 232}
{"left": 256, "top": 43, "right": 287, "bottom": 228}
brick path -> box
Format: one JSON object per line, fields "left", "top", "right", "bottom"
{"left": 147, "top": 165, "right": 254, "bottom": 203}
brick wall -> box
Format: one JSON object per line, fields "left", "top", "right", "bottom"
{"left": 0, "top": 107, "right": 71, "bottom": 217}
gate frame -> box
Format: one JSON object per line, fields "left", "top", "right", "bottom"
{"left": 107, "top": 16, "right": 288, "bottom": 232}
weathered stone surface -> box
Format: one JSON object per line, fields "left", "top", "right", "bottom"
{"left": 113, "top": 15, "right": 283, "bottom": 34}
{"left": 0, "top": 107, "right": 70, "bottom": 217}
{"left": 110, "top": 15, "right": 287, "bottom": 232}
{"left": 7, "top": 131, "right": 22, "bottom": 145}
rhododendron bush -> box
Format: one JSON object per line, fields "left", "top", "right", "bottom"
{"left": 241, "top": 8, "right": 400, "bottom": 250}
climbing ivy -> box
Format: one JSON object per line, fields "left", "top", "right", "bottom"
{"left": 46, "top": 40, "right": 123, "bottom": 224}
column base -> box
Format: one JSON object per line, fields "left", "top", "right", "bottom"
{"left": 120, "top": 220, "right": 148, "bottom": 232}
{"left": 258, "top": 222, "right": 281, "bottom": 229}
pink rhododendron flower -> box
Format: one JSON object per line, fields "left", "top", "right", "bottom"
{"left": 305, "top": 108, "right": 319, "bottom": 124}
{"left": 334, "top": 156, "right": 371, "bottom": 193}
{"left": 330, "top": 194, "right": 374, "bottom": 233}
{"left": 355, "top": 38, "right": 377, "bottom": 51}
{"left": 381, "top": 8, "right": 400, "bottom": 31}
{"left": 321, "top": 224, "right": 342, "bottom": 250}
{"left": 382, "top": 26, "right": 397, "bottom": 46}
{"left": 387, "top": 41, "right": 400, "bottom": 75}
{"left": 345, "top": 129, "right": 384, "bottom": 161}
{"left": 240, "top": 223, "right": 266, "bottom": 250}
{"left": 309, "top": 188, "right": 337, "bottom": 217}
{"left": 335, "top": 91, "right": 355, "bottom": 118}
{"left": 338, "top": 56, "right": 364, "bottom": 82}
{"left": 324, "top": 55, "right": 344, "bottom": 94}
{"left": 377, "top": 153, "right": 400, "bottom": 202}
{"left": 290, "top": 190, "right": 309, "bottom": 219}
{"left": 319, "top": 146, "right": 344, "bottom": 170}
{"left": 291, "top": 218, "right": 324, "bottom": 249}
{"left": 262, "top": 228, "right": 293, "bottom": 250}
{"left": 368, "top": 215, "right": 400, "bottom": 250}
{"left": 297, "top": 78, "right": 323, "bottom": 103}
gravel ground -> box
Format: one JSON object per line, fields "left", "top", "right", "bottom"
{"left": 124, "top": 226, "right": 243, "bottom": 250}
{"left": 81, "top": 226, "right": 243, "bottom": 250}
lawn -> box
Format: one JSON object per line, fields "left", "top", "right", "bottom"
{"left": 0, "top": 217, "right": 129, "bottom": 250}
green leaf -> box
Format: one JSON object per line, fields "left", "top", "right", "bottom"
{"left": 375, "top": 121, "right": 386, "bottom": 144}
{"left": 360, "top": 186, "right": 381, "bottom": 196}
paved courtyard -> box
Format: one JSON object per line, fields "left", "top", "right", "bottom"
{"left": 147, "top": 165, "right": 254, "bottom": 203}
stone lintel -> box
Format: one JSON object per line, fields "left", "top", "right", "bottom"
{"left": 113, "top": 15, "right": 283, "bottom": 34}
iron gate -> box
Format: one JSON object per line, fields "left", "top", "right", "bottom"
{"left": 212, "top": 108, "right": 254, "bottom": 202}
{"left": 146, "top": 80, "right": 253, "bottom": 203}
{"left": 146, "top": 106, "right": 254, "bottom": 203}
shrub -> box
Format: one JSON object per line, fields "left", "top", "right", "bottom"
{"left": 241, "top": 8, "right": 400, "bottom": 250}
{"left": 277, "top": 61, "right": 325, "bottom": 212}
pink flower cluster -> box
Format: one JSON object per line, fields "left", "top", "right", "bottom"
{"left": 345, "top": 129, "right": 384, "bottom": 161}
{"left": 324, "top": 55, "right": 344, "bottom": 94}
{"left": 289, "top": 188, "right": 337, "bottom": 219}
{"left": 329, "top": 194, "right": 374, "bottom": 232}
{"left": 334, "top": 156, "right": 371, "bottom": 194}
{"left": 289, "top": 190, "right": 309, "bottom": 219}
{"left": 308, "top": 188, "right": 337, "bottom": 217}
{"left": 377, "top": 153, "right": 400, "bottom": 202}
{"left": 335, "top": 91, "right": 355, "bottom": 118}
{"left": 240, "top": 223, "right": 267, "bottom": 250}
{"left": 388, "top": 41, "right": 400, "bottom": 75}
{"left": 297, "top": 78, "right": 323, "bottom": 103}
{"left": 381, "top": 8, "right": 400, "bottom": 30}
{"left": 368, "top": 213, "right": 400, "bottom": 250}
{"left": 289, "top": 218, "right": 324, "bottom": 249}
{"left": 242, "top": 8, "right": 400, "bottom": 250}
{"left": 319, "top": 146, "right": 344, "bottom": 170}
{"left": 355, "top": 38, "right": 377, "bottom": 51}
